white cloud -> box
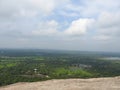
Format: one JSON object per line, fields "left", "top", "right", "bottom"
{"left": 28, "top": 0, "right": 56, "bottom": 14}
{"left": 93, "top": 11, "right": 120, "bottom": 40}
{"left": 31, "top": 20, "right": 59, "bottom": 36}
{"left": 93, "top": 35, "right": 111, "bottom": 41}
{"left": 80, "top": 0, "right": 120, "bottom": 17}
{"left": 97, "top": 12, "right": 120, "bottom": 28}
{"left": 0, "top": 0, "right": 120, "bottom": 52}
{"left": 64, "top": 18, "right": 95, "bottom": 36}
{"left": 30, "top": 18, "right": 96, "bottom": 37}
{"left": 0, "top": 0, "right": 54, "bottom": 19}
{"left": 0, "top": 0, "right": 70, "bottom": 19}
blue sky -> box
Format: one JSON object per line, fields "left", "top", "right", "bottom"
{"left": 0, "top": 0, "right": 120, "bottom": 52}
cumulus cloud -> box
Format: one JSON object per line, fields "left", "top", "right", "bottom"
{"left": 64, "top": 18, "right": 95, "bottom": 36}
{"left": 97, "top": 12, "right": 120, "bottom": 28}
{"left": 93, "top": 11, "right": 120, "bottom": 40}
{"left": 0, "top": 0, "right": 120, "bottom": 52}
{"left": 30, "top": 18, "right": 95, "bottom": 37}
{"left": 31, "top": 20, "right": 59, "bottom": 36}
{"left": 0, "top": 0, "right": 70, "bottom": 19}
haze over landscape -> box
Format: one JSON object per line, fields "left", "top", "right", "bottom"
{"left": 0, "top": 0, "right": 120, "bottom": 90}
{"left": 0, "top": 0, "right": 120, "bottom": 52}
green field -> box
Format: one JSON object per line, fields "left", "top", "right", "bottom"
{"left": 0, "top": 49, "right": 120, "bottom": 86}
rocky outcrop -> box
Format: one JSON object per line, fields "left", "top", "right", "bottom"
{"left": 0, "top": 77, "right": 120, "bottom": 90}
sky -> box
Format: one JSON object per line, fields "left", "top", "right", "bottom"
{"left": 0, "top": 0, "right": 120, "bottom": 52}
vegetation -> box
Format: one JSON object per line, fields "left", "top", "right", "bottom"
{"left": 0, "top": 49, "right": 120, "bottom": 86}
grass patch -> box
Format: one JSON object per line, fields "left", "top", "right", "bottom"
{"left": 51, "top": 68, "right": 93, "bottom": 78}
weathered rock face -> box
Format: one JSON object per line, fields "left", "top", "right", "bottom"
{"left": 0, "top": 77, "right": 120, "bottom": 90}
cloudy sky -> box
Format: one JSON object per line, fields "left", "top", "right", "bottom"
{"left": 0, "top": 0, "right": 120, "bottom": 52}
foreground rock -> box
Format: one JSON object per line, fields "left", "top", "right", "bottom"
{"left": 0, "top": 77, "right": 120, "bottom": 90}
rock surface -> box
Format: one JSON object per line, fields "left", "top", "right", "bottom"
{"left": 0, "top": 77, "right": 120, "bottom": 90}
